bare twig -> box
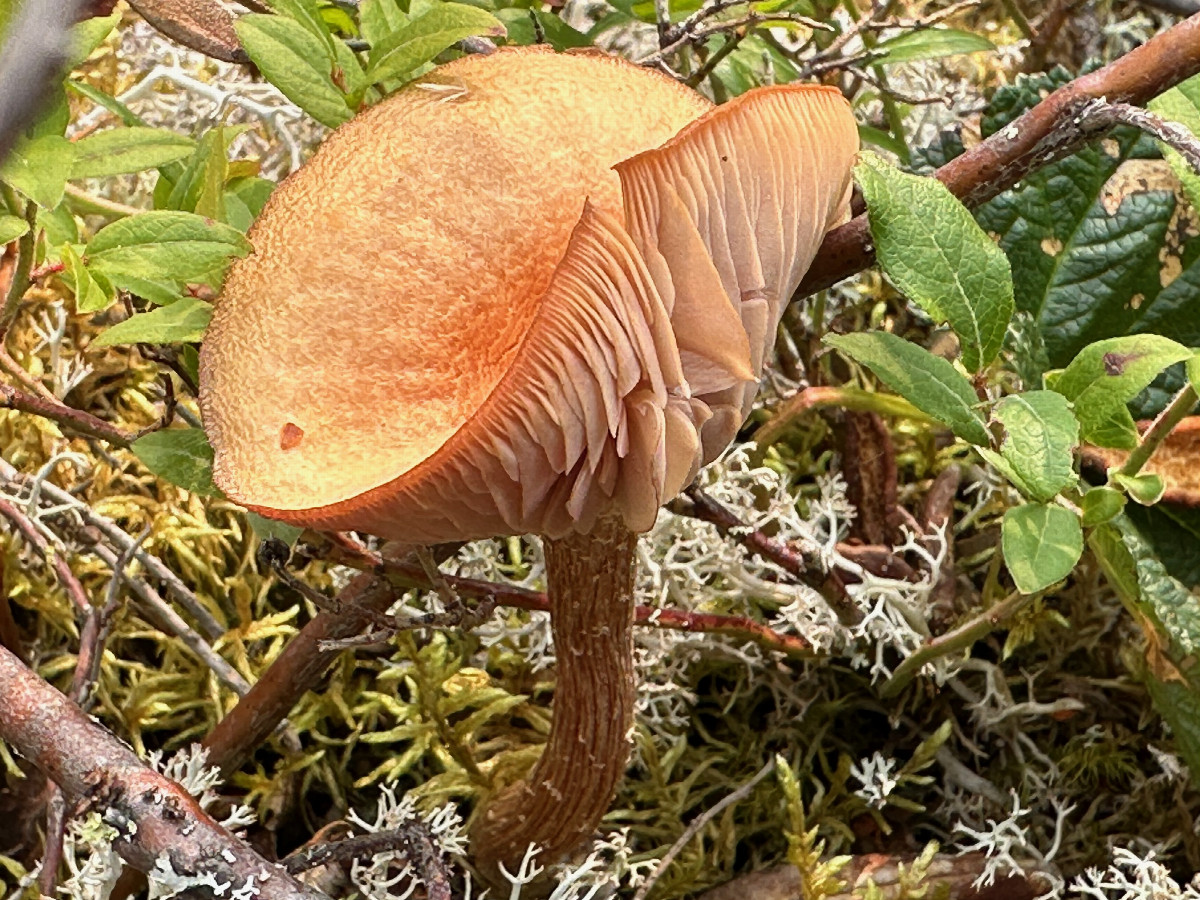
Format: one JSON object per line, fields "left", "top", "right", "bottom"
{"left": 0, "top": 642, "right": 329, "bottom": 900}
{"left": 284, "top": 825, "right": 453, "bottom": 900}
{"left": 1077, "top": 99, "right": 1200, "bottom": 174}
{"left": 0, "top": 382, "right": 135, "bottom": 446}
{"left": 0, "top": 496, "right": 92, "bottom": 617}
{"left": 0, "top": 457, "right": 227, "bottom": 640}
{"left": 796, "top": 12, "right": 1200, "bottom": 298}
{"left": 632, "top": 758, "right": 777, "bottom": 900}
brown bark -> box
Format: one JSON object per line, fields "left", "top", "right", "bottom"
{"left": 795, "top": 11, "right": 1200, "bottom": 298}
{"left": 201, "top": 574, "right": 395, "bottom": 774}
{"left": 0, "top": 642, "right": 328, "bottom": 900}
{"left": 470, "top": 516, "right": 639, "bottom": 880}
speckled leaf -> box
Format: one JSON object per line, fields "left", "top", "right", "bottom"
{"left": 131, "top": 427, "right": 219, "bottom": 496}
{"left": 856, "top": 152, "right": 1013, "bottom": 372}
{"left": 235, "top": 14, "right": 352, "bottom": 128}
{"left": 1053, "top": 335, "right": 1190, "bottom": 447}
{"left": 93, "top": 297, "right": 212, "bottom": 346}
{"left": 1002, "top": 503, "right": 1083, "bottom": 594}
{"left": 974, "top": 68, "right": 1194, "bottom": 366}
{"left": 824, "top": 331, "right": 990, "bottom": 445}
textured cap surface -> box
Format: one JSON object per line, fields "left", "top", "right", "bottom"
{"left": 200, "top": 48, "right": 858, "bottom": 542}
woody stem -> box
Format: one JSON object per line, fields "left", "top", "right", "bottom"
{"left": 470, "top": 516, "right": 639, "bottom": 878}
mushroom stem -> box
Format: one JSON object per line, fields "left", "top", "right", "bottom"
{"left": 471, "top": 515, "right": 640, "bottom": 878}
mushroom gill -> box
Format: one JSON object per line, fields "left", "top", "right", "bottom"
{"left": 199, "top": 45, "right": 858, "bottom": 878}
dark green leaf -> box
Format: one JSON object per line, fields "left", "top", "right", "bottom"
{"left": 1001, "top": 503, "right": 1083, "bottom": 594}
{"left": 93, "top": 297, "right": 213, "bottom": 346}
{"left": 131, "top": 427, "right": 219, "bottom": 495}
{"left": 975, "top": 68, "right": 1185, "bottom": 365}
{"left": 235, "top": 14, "right": 353, "bottom": 128}
{"left": 855, "top": 152, "right": 1014, "bottom": 372}
{"left": 824, "top": 331, "right": 990, "bottom": 445}
{"left": 247, "top": 512, "right": 304, "bottom": 545}
{"left": 70, "top": 127, "right": 195, "bottom": 179}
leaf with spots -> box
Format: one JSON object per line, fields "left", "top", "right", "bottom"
{"left": 1052, "top": 335, "right": 1191, "bottom": 448}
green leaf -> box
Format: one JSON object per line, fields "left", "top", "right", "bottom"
{"left": 855, "top": 152, "right": 1013, "bottom": 372}
{"left": 67, "top": 80, "right": 148, "bottom": 128}
{"left": 235, "top": 14, "right": 353, "bottom": 129}
{"left": 0, "top": 215, "right": 28, "bottom": 244}
{"left": 247, "top": 512, "right": 305, "bottom": 546}
{"left": 62, "top": 243, "right": 113, "bottom": 314}
{"left": 1149, "top": 75, "right": 1200, "bottom": 212}
{"left": 496, "top": 8, "right": 591, "bottom": 50}
{"left": 93, "top": 297, "right": 213, "bottom": 347}
{"left": 359, "top": 0, "right": 408, "bottom": 48}
{"left": 974, "top": 68, "right": 1190, "bottom": 366}
{"left": 1189, "top": 353, "right": 1200, "bottom": 394}
{"left": 86, "top": 211, "right": 251, "bottom": 287}
{"left": 1144, "top": 676, "right": 1200, "bottom": 782}
{"left": 1053, "top": 335, "right": 1191, "bottom": 446}
{"left": 823, "top": 331, "right": 990, "bottom": 446}
{"left": 67, "top": 11, "right": 122, "bottom": 68}
{"left": 985, "top": 390, "right": 1079, "bottom": 501}
{"left": 1111, "top": 472, "right": 1167, "bottom": 507}
{"left": 1001, "top": 503, "right": 1083, "bottom": 594}
{"left": 70, "top": 127, "right": 195, "bottom": 179}
{"left": 268, "top": 0, "right": 337, "bottom": 58}
{"left": 165, "top": 127, "right": 232, "bottom": 220}
{"left": 366, "top": 3, "right": 505, "bottom": 85}
{"left": 873, "top": 28, "right": 994, "bottom": 66}
{"left": 0, "top": 135, "right": 77, "bottom": 209}
{"left": 1080, "top": 486, "right": 1126, "bottom": 527}
{"left": 131, "top": 428, "right": 219, "bottom": 496}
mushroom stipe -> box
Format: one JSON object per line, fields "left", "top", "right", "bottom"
{"left": 199, "top": 46, "right": 858, "bottom": 881}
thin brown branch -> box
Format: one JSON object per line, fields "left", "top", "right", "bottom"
{"left": 0, "top": 381, "right": 135, "bottom": 447}
{"left": 203, "top": 537, "right": 815, "bottom": 777}
{"left": 796, "top": 12, "right": 1200, "bottom": 297}
{"left": 0, "top": 642, "right": 329, "bottom": 900}
{"left": 0, "top": 496, "right": 92, "bottom": 617}
{"left": 284, "top": 825, "right": 453, "bottom": 900}
{"left": 1079, "top": 99, "right": 1200, "bottom": 173}
{"left": 0, "top": 457, "right": 227, "bottom": 640}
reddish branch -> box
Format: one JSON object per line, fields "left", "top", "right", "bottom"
{"left": 795, "top": 11, "right": 1200, "bottom": 297}
{"left": 202, "top": 540, "right": 814, "bottom": 776}
{"left": 0, "top": 643, "right": 328, "bottom": 900}
{"left": 0, "top": 382, "right": 134, "bottom": 446}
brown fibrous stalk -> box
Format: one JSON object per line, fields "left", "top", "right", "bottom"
{"left": 470, "top": 515, "right": 639, "bottom": 879}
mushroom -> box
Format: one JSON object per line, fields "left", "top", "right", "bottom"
{"left": 199, "top": 46, "right": 857, "bottom": 876}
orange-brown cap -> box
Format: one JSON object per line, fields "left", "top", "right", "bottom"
{"left": 200, "top": 47, "right": 858, "bottom": 543}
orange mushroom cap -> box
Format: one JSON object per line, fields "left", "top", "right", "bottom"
{"left": 200, "top": 47, "right": 858, "bottom": 543}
